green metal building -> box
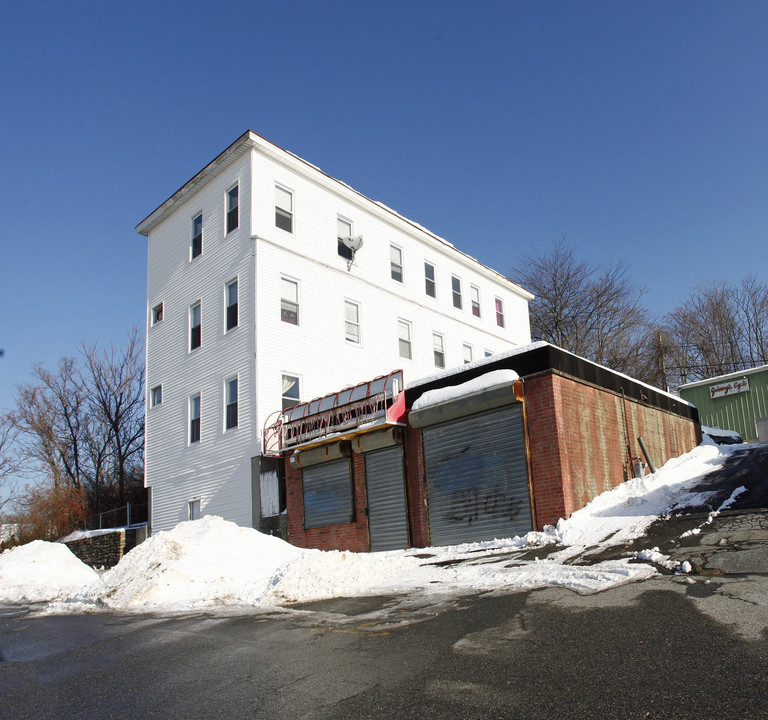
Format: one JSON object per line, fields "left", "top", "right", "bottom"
{"left": 679, "top": 365, "right": 768, "bottom": 442}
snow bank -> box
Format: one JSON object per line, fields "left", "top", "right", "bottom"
{"left": 0, "top": 540, "right": 100, "bottom": 604}
{"left": 552, "top": 437, "right": 737, "bottom": 556}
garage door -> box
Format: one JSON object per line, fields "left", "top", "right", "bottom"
{"left": 302, "top": 458, "right": 353, "bottom": 529}
{"left": 422, "top": 404, "right": 531, "bottom": 546}
{"left": 365, "top": 446, "right": 409, "bottom": 551}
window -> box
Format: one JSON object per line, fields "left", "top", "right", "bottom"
{"left": 225, "top": 377, "right": 238, "bottom": 430}
{"left": 280, "top": 277, "right": 299, "bottom": 325}
{"left": 390, "top": 245, "right": 403, "bottom": 283}
{"left": 282, "top": 374, "right": 300, "bottom": 410}
{"left": 495, "top": 297, "right": 505, "bottom": 327}
{"left": 226, "top": 184, "right": 239, "bottom": 234}
{"left": 275, "top": 185, "right": 293, "bottom": 232}
{"left": 150, "top": 385, "right": 162, "bottom": 407}
{"left": 338, "top": 217, "right": 353, "bottom": 260}
{"left": 471, "top": 285, "right": 481, "bottom": 318}
{"left": 433, "top": 333, "right": 445, "bottom": 369}
{"left": 463, "top": 343, "right": 473, "bottom": 364}
{"left": 188, "top": 499, "right": 201, "bottom": 521}
{"left": 451, "top": 275, "right": 463, "bottom": 309}
{"left": 191, "top": 213, "right": 202, "bottom": 259}
{"left": 189, "top": 394, "right": 201, "bottom": 444}
{"left": 190, "top": 301, "right": 201, "bottom": 350}
{"left": 151, "top": 302, "right": 163, "bottom": 326}
{"left": 424, "top": 262, "right": 436, "bottom": 298}
{"left": 225, "top": 279, "right": 238, "bottom": 332}
{"left": 398, "top": 319, "right": 412, "bottom": 359}
{"left": 344, "top": 300, "right": 361, "bottom": 344}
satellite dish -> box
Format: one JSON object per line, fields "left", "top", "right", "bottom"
{"left": 341, "top": 235, "right": 364, "bottom": 252}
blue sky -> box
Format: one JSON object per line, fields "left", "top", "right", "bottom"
{"left": 2, "top": 0, "right": 767, "bottom": 414}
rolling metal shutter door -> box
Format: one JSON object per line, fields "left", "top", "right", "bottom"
{"left": 422, "top": 404, "right": 531, "bottom": 546}
{"left": 365, "top": 447, "right": 409, "bottom": 551}
{"left": 302, "top": 458, "right": 353, "bottom": 529}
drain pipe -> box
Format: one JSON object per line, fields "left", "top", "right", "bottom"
{"left": 637, "top": 436, "right": 657, "bottom": 474}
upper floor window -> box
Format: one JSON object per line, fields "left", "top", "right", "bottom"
{"left": 150, "top": 384, "right": 163, "bottom": 408}
{"left": 338, "top": 217, "right": 353, "bottom": 260}
{"left": 463, "top": 343, "right": 473, "bottom": 364}
{"left": 225, "top": 377, "right": 238, "bottom": 430}
{"left": 190, "top": 301, "right": 201, "bottom": 351}
{"left": 151, "top": 302, "right": 164, "bottom": 326}
{"left": 390, "top": 245, "right": 403, "bottom": 283}
{"left": 452, "top": 276, "right": 463, "bottom": 309}
{"left": 191, "top": 213, "right": 203, "bottom": 259}
{"left": 398, "top": 319, "right": 412, "bottom": 359}
{"left": 275, "top": 185, "right": 293, "bottom": 232}
{"left": 424, "top": 262, "right": 436, "bottom": 298}
{"left": 282, "top": 373, "right": 300, "bottom": 410}
{"left": 226, "top": 184, "right": 239, "bottom": 234}
{"left": 226, "top": 279, "right": 238, "bottom": 332}
{"left": 344, "top": 300, "right": 361, "bottom": 344}
{"left": 189, "top": 393, "right": 201, "bottom": 444}
{"left": 470, "top": 285, "right": 481, "bottom": 318}
{"left": 495, "top": 297, "right": 505, "bottom": 328}
{"left": 433, "top": 333, "right": 445, "bottom": 369}
{"left": 280, "top": 277, "right": 299, "bottom": 325}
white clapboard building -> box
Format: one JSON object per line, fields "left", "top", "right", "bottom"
{"left": 137, "top": 130, "right": 533, "bottom": 534}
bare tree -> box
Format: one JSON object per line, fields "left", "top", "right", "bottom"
{"left": 82, "top": 327, "right": 145, "bottom": 506}
{"left": 663, "top": 277, "right": 768, "bottom": 386}
{"left": 0, "top": 412, "right": 19, "bottom": 511}
{"left": 513, "top": 239, "right": 654, "bottom": 382}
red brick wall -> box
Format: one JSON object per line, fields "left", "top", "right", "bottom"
{"left": 404, "top": 423, "right": 429, "bottom": 548}
{"left": 524, "top": 371, "right": 700, "bottom": 529}
{"left": 285, "top": 452, "right": 370, "bottom": 552}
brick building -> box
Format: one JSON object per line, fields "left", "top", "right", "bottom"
{"left": 269, "top": 343, "right": 701, "bottom": 551}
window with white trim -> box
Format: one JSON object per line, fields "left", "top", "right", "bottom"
{"left": 390, "top": 245, "right": 403, "bottom": 283}
{"left": 338, "top": 217, "right": 353, "bottom": 260}
{"left": 225, "top": 279, "right": 238, "bottom": 332}
{"left": 344, "top": 300, "right": 361, "bottom": 344}
{"left": 470, "top": 285, "right": 481, "bottom": 317}
{"left": 398, "top": 319, "right": 412, "bottom": 359}
{"left": 225, "top": 376, "right": 238, "bottom": 430}
{"left": 275, "top": 185, "right": 293, "bottom": 232}
{"left": 451, "top": 275, "right": 463, "bottom": 309}
{"left": 495, "top": 297, "right": 505, "bottom": 327}
{"left": 151, "top": 302, "right": 163, "bottom": 326}
{"left": 188, "top": 499, "right": 201, "bottom": 520}
{"left": 433, "top": 333, "right": 445, "bottom": 369}
{"left": 189, "top": 393, "right": 201, "bottom": 444}
{"left": 280, "top": 277, "right": 299, "bottom": 325}
{"left": 282, "top": 374, "right": 300, "bottom": 410}
{"left": 226, "top": 184, "right": 239, "bottom": 234}
{"left": 150, "top": 385, "right": 162, "bottom": 407}
{"left": 190, "top": 301, "right": 201, "bottom": 351}
{"left": 424, "top": 262, "right": 436, "bottom": 298}
{"left": 463, "top": 343, "right": 473, "bottom": 364}
{"left": 191, "top": 213, "right": 202, "bottom": 259}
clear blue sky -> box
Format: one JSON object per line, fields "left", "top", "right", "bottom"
{"left": 2, "top": 0, "right": 767, "bottom": 414}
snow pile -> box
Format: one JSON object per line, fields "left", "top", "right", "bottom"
{"left": 0, "top": 540, "right": 100, "bottom": 604}
{"left": 89, "top": 516, "right": 305, "bottom": 611}
{"left": 551, "top": 437, "right": 736, "bottom": 557}
{"left": 3, "top": 440, "right": 745, "bottom": 614}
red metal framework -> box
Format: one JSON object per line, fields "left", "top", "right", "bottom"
{"left": 263, "top": 369, "right": 405, "bottom": 455}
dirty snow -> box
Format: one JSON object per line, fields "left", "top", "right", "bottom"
{"left": 0, "top": 440, "right": 742, "bottom": 615}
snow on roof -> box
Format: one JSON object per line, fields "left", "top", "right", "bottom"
{"left": 679, "top": 363, "right": 768, "bottom": 390}
{"left": 412, "top": 369, "right": 519, "bottom": 412}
